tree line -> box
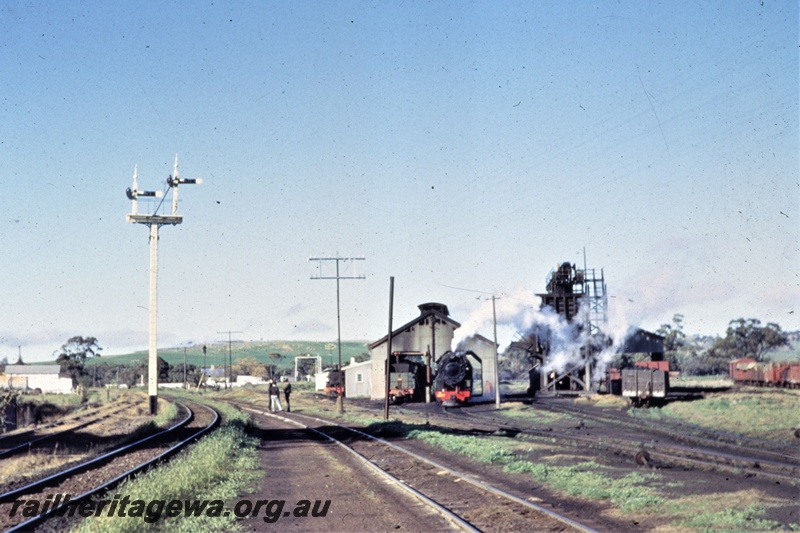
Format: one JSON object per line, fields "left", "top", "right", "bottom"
{"left": 47, "top": 318, "right": 793, "bottom": 388}
{"left": 655, "top": 315, "right": 789, "bottom": 375}
{"left": 54, "top": 337, "right": 298, "bottom": 388}
{"left": 498, "top": 316, "right": 791, "bottom": 379}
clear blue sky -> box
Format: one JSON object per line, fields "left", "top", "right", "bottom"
{"left": 1, "top": 1, "right": 797, "bottom": 362}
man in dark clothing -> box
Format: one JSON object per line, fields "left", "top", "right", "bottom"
{"left": 283, "top": 381, "right": 292, "bottom": 412}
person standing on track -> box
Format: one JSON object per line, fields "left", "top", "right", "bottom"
{"left": 269, "top": 379, "right": 283, "bottom": 412}
{"left": 283, "top": 379, "right": 292, "bottom": 412}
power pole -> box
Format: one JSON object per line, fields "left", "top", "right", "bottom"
{"left": 491, "top": 295, "right": 501, "bottom": 409}
{"left": 383, "top": 277, "right": 394, "bottom": 421}
{"left": 217, "top": 330, "right": 243, "bottom": 389}
{"left": 309, "top": 254, "right": 365, "bottom": 414}
{"left": 126, "top": 155, "right": 201, "bottom": 415}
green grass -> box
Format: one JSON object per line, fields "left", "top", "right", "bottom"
{"left": 504, "top": 460, "right": 663, "bottom": 512}
{"left": 405, "top": 426, "right": 795, "bottom": 530}
{"left": 126, "top": 401, "right": 180, "bottom": 443}
{"left": 73, "top": 396, "right": 260, "bottom": 533}
{"left": 408, "top": 428, "right": 515, "bottom": 464}
{"left": 664, "top": 490, "right": 796, "bottom": 532}
{"left": 674, "top": 504, "right": 783, "bottom": 532}
{"left": 633, "top": 391, "right": 800, "bottom": 442}
{"left": 492, "top": 404, "right": 572, "bottom": 425}
{"left": 407, "top": 428, "right": 663, "bottom": 512}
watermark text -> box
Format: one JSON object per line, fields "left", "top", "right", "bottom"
{"left": 9, "top": 494, "right": 331, "bottom": 524}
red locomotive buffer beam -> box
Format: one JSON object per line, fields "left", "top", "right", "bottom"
{"left": 435, "top": 388, "right": 471, "bottom": 404}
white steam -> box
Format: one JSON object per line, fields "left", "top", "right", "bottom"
{"left": 453, "top": 287, "right": 642, "bottom": 384}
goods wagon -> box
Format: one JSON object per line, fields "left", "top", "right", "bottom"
{"left": 622, "top": 366, "right": 669, "bottom": 407}
{"left": 729, "top": 359, "right": 800, "bottom": 388}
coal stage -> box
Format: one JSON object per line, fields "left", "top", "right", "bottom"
{"left": 508, "top": 261, "right": 665, "bottom": 400}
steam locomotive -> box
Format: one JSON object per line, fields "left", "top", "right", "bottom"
{"left": 433, "top": 351, "right": 475, "bottom": 406}
{"left": 323, "top": 367, "right": 344, "bottom": 398}
{"left": 388, "top": 358, "right": 427, "bottom": 404}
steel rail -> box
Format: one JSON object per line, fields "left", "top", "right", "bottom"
{"left": 5, "top": 402, "right": 220, "bottom": 532}
{"left": 537, "top": 400, "right": 798, "bottom": 462}
{"left": 453, "top": 408, "right": 799, "bottom": 483}
{"left": 0, "top": 401, "right": 138, "bottom": 459}
{"left": 240, "top": 406, "right": 478, "bottom": 533}
{"left": 0, "top": 402, "right": 194, "bottom": 505}
{"left": 256, "top": 407, "right": 598, "bottom": 533}
{"left": 0, "top": 400, "right": 136, "bottom": 447}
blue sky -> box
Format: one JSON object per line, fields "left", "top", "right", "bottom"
{"left": 1, "top": 1, "right": 797, "bottom": 362}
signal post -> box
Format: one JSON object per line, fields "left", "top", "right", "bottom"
{"left": 126, "top": 156, "right": 201, "bottom": 414}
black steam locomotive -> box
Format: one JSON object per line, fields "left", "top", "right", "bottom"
{"left": 433, "top": 351, "right": 475, "bottom": 406}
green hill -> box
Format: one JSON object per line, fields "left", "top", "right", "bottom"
{"left": 88, "top": 340, "right": 370, "bottom": 370}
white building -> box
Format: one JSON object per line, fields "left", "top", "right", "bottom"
{"left": 342, "top": 358, "right": 372, "bottom": 398}
{"left": 1, "top": 365, "right": 74, "bottom": 394}
{"left": 457, "top": 334, "right": 499, "bottom": 400}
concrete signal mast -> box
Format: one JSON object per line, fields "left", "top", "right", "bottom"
{"left": 126, "top": 155, "right": 201, "bottom": 415}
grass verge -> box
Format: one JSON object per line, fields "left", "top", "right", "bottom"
{"left": 402, "top": 424, "right": 791, "bottom": 531}
{"left": 628, "top": 390, "right": 800, "bottom": 442}
{"left": 73, "top": 396, "right": 260, "bottom": 533}
{"left": 408, "top": 428, "right": 662, "bottom": 512}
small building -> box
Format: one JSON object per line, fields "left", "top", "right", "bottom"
{"left": 315, "top": 370, "right": 329, "bottom": 391}
{"left": 1, "top": 365, "right": 74, "bottom": 394}
{"left": 621, "top": 328, "right": 665, "bottom": 359}
{"left": 202, "top": 366, "right": 227, "bottom": 386}
{"left": 236, "top": 375, "right": 269, "bottom": 385}
{"left": 458, "top": 334, "right": 499, "bottom": 400}
{"left": 368, "top": 302, "right": 461, "bottom": 400}
{"left": 342, "top": 358, "right": 372, "bottom": 398}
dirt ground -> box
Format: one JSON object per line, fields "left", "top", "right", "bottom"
{"left": 268, "top": 390, "right": 799, "bottom": 532}
{"left": 417, "top": 397, "right": 800, "bottom": 531}
{"left": 234, "top": 405, "right": 461, "bottom": 532}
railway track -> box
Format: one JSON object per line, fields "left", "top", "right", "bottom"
{"left": 446, "top": 406, "right": 800, "bottom": 484}
{"left": 537, "top": 398, "right": 798, "bottom": 455}
{"left": 0, "top": 400, "right": 219, "bottom": 532}
{"left": 237, "top": 401, "right": 598, "bottom": 533}
{"left": 527, "top": 400, "right": 800, "bottom": 473}
{"left": 0, "top": 399, "right": 139, "bottom": 459}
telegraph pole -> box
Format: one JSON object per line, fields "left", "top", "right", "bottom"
{"left": 383, "top": 276, "right": 394, "bottom": 421}
{"left": 491, "top": 295, "right": 501, "bottom": 409}
{"left": 126, "top": 155, "right": 201, "bottom": 415}
{"left": 309, "top": 254, "right": 365, "bottom": 413}
{"left": 217, "top": 330, "right": 243, "bottom": 389}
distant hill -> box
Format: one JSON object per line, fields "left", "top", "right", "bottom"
{"left": 88, "top": 340, "right": 371, "bottom": 369}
